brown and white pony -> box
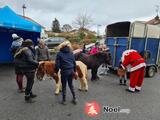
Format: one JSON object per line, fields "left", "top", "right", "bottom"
{"left": 36, "top": 61, "right": 88, "bottom": 95}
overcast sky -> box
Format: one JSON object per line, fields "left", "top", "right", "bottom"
{"left": 0, "top": 0, "right": 160, "bottom": 34}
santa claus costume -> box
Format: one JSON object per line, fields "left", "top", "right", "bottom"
{"left": 121, "top": 49, "right": 146, "bottom": 93}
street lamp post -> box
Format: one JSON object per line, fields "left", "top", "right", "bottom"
{"left": 155, "top": 5, "right": 159, "bottom": 16}
{"left": 97, "top": 24, "right": 101, "bottom": 39}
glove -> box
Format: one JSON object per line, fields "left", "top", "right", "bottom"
{"left": 73, "top": 72, "right": 78, "bottom": 80}
{"left": 54, "top": 68, "right": 59, "bottom": 74}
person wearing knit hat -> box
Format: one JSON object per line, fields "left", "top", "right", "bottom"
{"left": 12, "top": 33, "right": 20, "bottom": 39}
{"left": 11, "top": 33, "right": 24, "bottom": 54}
{"left": 14, "top": 39, "right": 39, "bottom": 103}
{"left": 22, "top": 39, "right": 33, "bottom": 47}
{"left": 10, "top": 33, "right": 24, "bottom": 93}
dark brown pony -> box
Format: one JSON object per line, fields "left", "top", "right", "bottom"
{"left": 74, "top": 51, "right": 111, "bottom": 81}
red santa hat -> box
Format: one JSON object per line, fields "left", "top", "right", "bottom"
{"left": 121, "top": 49, "right": 136, "bottom": 62}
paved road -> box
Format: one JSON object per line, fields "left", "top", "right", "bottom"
{"left": 0, "top": 64, "right": 160, "bottom": 120}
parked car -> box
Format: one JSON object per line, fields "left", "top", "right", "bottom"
{"left": 44, "top": 37, "right": 65, "bottom": 54}
{"left": 45, "top": 37, "right": 65, "bottom": 49}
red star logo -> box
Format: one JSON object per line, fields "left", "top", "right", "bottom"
{"left": 85, "top": 101, "right": 100, "bottom": 117}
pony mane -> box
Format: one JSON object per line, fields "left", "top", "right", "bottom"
{"left": 44, "top": 61, "right": 55, "bottom": 76}
{"left": 91, "top": 51, "right": 107, "bottom": 58}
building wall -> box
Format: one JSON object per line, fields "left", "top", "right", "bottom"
{"left": 0, "top": 27, "right": 40, "bottom": 63}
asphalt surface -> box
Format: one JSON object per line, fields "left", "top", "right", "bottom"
{"left": 0, "top": 64, "right": 160, "bottom": 120}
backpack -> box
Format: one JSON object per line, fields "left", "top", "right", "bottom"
{"left": 10, "top": 40, "right": 22, "bottom": 55}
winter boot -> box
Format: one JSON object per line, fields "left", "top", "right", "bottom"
{"left": 72, "top": 98, "right": 77, "bottom": 105}
{"left": 61, "top": 92, "right": 66, "bottom": 105}
{"left": 123, "top": 80, "right": 127, "bottom": 86}
{"left": 119, "top": 79, "right": 122, "bottom": 85}
{"left": 61, "top": 100, "right": 67, "bottom": 105}
{"left": 25, "top": 95, "right": 35, "bottom": 103}
{"left": 30, "top": 93, "right": 37, "bottom": 98}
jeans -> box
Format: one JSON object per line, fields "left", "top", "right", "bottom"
{"left": 61, "top": 73, "right": 76, "bottom": 101}
{"left": 24, "top": 72, "right": 35, "bottom": 96}
{"left": 16, "top": 74, "right": 24, "bottom": 90}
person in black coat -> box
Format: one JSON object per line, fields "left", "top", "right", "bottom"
{"left": 55, "top": 41, "right": 77, "bottom": 105}
{"left": 14, "top": 39, "right": 39, "bottom": 103}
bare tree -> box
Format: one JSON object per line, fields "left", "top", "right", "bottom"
{"left": 72, "top": 13, "right": 93, "bottom": 30}
{"left": 62, "top": 24, "right": 72, "bottom": 32}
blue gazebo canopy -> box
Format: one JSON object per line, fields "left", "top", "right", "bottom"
{"left": 0, "top": 6, "right": 41, "bottom": 32}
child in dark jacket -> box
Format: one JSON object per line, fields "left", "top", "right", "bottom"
{"left": 55, "top": 41, "right": 77, "bottom": 105}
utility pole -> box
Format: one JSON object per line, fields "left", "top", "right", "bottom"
{"left": 155, "top": 5, "right": 159, "bottom": 16}
{"left": 22, "top": 4, "right": 26, "bottom": 17}
{"left": 97, "top": 24, "right": 101, "bottom": 38}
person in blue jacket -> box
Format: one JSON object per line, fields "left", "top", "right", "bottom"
{"left": 55, "top": 41, "right": 77, "bottom": 105}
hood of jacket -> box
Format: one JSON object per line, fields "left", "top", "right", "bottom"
{"left": 60, "top": 46, "right": 70, "bottom": 53}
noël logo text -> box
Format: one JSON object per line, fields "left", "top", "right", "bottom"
{"left": 103, "top": 106, "right": 120, "bottom": 113}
